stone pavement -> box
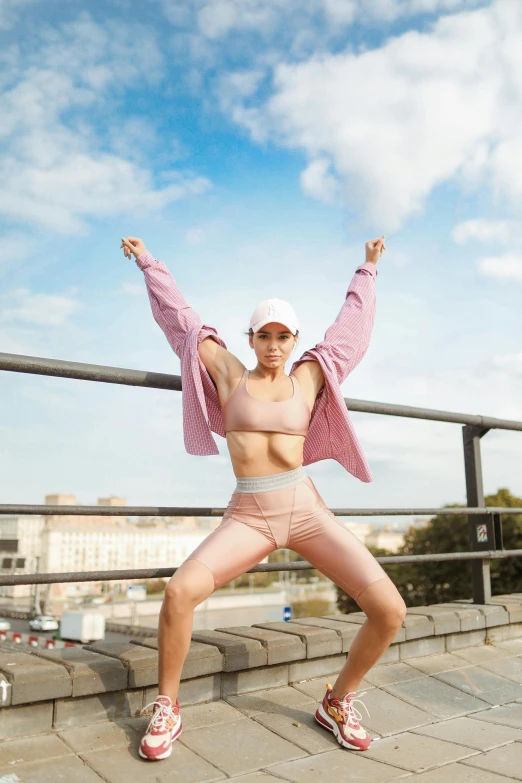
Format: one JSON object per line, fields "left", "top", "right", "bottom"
{"left": 1, "top": 637, "right": 522, "bottom": 782}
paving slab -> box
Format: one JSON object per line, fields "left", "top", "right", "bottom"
{"left": 460, "top": 742, "right": 522, "bottom": 780}
{"left": 179, "top": 716, "right": 306, "bottom": 776}
{"left": 411, "top": 715, "right": 522, "bottom": 749}
{"left": 0, "top": 733, "right": 73, "bottom": 767}
{"left": 347, "top": 687, "right": 435, "bottom": 737}
{"left": 85, "top": 641, "right": 159, "bottom": 687}
{"left": 446, "top": 629, "right": 486, "bottom": 651}
{"left": 0, "top": 650, "right": 72, "bottom": 704}
{"left": 452, "top": 644, "right": 517, "bottom": 664}
{"left": 404, "top": 607, "right": 461, "bottom": 635}
{"left": 434, "top": 665, "right": 522, "bottom": 705}
{"left": 321, "top": 612, "right": 406, "bottom": 644}
{"left": 407, "top": 652, "right": 472, "bottom": 675}
{"left": 430, "top": 605, "right": 486, "bottom": 632}
{"left": 225, "top": 775, "right": 285, "bottom": 782}
{"left": 324, "top": 612, "right": 367, "bottom": 625}
{"left": 172, "top": 698, "right": 246, "bottom": 730}
{"left": 287, "top": 616, "right": 370, "bottom": 650}
{"left": 0, "top": 701, "right": 53, "bottom": 741}
{"left": 214, "top": 625, "right": 306, "bottom": 665}
{"left": 288, "top": 652, "right": 347, "bottom": 683}
{"left": 144, "top": 672, "right": 222, "bottom": 706}
{"left": 481, "top": 656, "right": 522, "bottom": 683}
{"left": 54, "top": 688, "right": 143, "bottom": 729}
{"left": 411, "top": 762, "right": 516, "bottom": 783}
{"left": 471, "top": 702, "right": 522, "bottom": 729}
{"left": 57, "top": 719, "right": 144, "bottom": 753}
{"left": 190, "top": 630, "right": 266, "bottom": 671}
{"left": 0, "top": 755, "right": 106, "bottom": 782}
{"left": 255, "top": 621, "right": 342, "bottom": 658}
{"left": 268, "top": 747, "right": 409, "bottom": 782}
{"left": 82, "top": 740, "right": 226, "bottom": 782}
{"left": 363, "top": 662, "right": 426, "bottom": 687}
{"left": 399, "top": 636, "right": 446, "bottom": 660}
{"left": 383, "top": 674, "right": 491, "bottom": 719}
{"left": 221, "top": 662, "right": 290, "bottom": 698}
{"left": 442, "top": 603, "right": 509, "bottom": 627}
{"left": 132, "top": 638, "right": 223, "bottom": 680}
{"left": 400, "top": 615, "right": 435, "bottom": 641}
{"left": 492, "top": 639, "right": 522, "bottom": 655}
{"left": 31, "top": 647, "right": 127, "bottom": 697}
{"left": 225, "top": 685, "right": 315, "bottom": 717}
{"left": 253, "top": 700, "right": 342, "bottom": 754}
{"left": 362, "top": 730, "right": 479, "bottom": 772}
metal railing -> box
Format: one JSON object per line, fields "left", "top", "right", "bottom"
{"left": 2, "top": 351, "right": 522, "bottom": 602}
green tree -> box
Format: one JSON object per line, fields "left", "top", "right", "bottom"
{"left": 336, "top": 487, "right": 522, "bottom": 614}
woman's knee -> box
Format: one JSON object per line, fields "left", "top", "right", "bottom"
{"left": 163, "top": 560, "right": 215, "bottom": 611}
{"left": 358, "top": 578, "right": 407, "bottom": 629}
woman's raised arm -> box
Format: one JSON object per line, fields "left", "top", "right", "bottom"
{"left": 121, "top": 236, "right": 241, "bottom": 385}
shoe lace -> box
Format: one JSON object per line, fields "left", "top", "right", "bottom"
{"left": 141, "top": 700, "right": 178, "bottom": 732}
{"left": 338, "top": 691, "right": 371, "bottom": 726}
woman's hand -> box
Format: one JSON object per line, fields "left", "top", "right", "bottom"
{"left": 121, "top": 236, "right": 147, "bottom": 260}
{"left": 365, "top": 236, "right": 386, "bottom": 265}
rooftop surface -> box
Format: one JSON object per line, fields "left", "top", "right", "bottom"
{"left": 2, "top": 636, "right": 522, "bottom": 782}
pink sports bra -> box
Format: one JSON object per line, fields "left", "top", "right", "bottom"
{"left": 223, "top": 368, "right": 311, "bottom": 437}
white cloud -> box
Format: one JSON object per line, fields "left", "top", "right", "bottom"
{"left": 159, "top": 0, "right": 486, "bottom": 41}
{"left": 185, "top": 227, "right": 207, "bottom": 246}
{"left": 223, "top": 0, "right": 522, "bottom": 230}
{"left": 0, "top": 0, "right": 40, "bottom": 30}
{"left": 0, "top": 14, "right": 210, "bottom": 235}
{"left": 452, "top": 218, "right": 510, "bottom": 245}
{"left": 477, "top": 253, "right": 522, "bottom": 282}
{"left": 300, "top": 158, "right": 340, "bottom": 204}
{"left": 117, "top": 282, "right": 145, "bottom": 296}
{"left": 0, "top": 288, "right": 83, "bottom": 326}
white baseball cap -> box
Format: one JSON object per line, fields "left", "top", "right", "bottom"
{"left": 249, "top": 298, "right": 299, "bottom": 335}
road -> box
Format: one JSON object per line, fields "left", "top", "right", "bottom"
{"left": 1, "top": 617, "right": 139, "bottom": 644}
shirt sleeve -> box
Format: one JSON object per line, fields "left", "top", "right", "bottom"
{"left": 134, "top": 250, "right": 205, "bottom": 358}
{"left": 309, "top": 260, "right": 377, "bottom": 385}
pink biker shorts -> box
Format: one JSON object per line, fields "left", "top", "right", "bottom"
{"left": 186, "top": 469, "right": 391, "bottom": 601}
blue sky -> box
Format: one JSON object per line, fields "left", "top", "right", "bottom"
{"left": 1, "top": 0, "right": 521, "bottom": 521}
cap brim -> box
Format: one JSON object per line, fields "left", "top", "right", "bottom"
{"left": 251, "top": 318, "right": 298, "bottom": 335}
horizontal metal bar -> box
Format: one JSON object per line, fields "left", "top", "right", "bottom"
{"left": 2, "top": 352, "right": 522, "bottom": 431}
{"left": 0, "top": 352, "right": 181, "bottom": 392}
{"left": 2, "top": 504, "right": 522, "bottom": 518}
{"left": 1, "top": 549, "right": 522, "bottom": 587}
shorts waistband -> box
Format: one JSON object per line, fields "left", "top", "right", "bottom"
{"left": 234, "top": 465, "right": 308, "bottom": 494}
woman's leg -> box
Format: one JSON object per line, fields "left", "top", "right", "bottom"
{"left": 330, "top": 576, "right": 406, "bottom": 698}
{"left": 158, "top": 559, "right": 215, "bottom": 702}
{"left": 289, "top": 478, "right": 407, "bottom": 698}
{"left": 157, "top": 511, "right": 276, "bottom": 703}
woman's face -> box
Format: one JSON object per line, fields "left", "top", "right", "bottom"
{"left": 249, "top": 321, "right": 298, "bottom": 369}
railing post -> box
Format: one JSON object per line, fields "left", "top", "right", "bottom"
{"left": 462, "top": 424, "right": 493, "bottom": 603}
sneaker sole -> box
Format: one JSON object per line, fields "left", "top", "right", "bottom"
{"left": 138, "top": 721, "right": 183, "bottom": 760}
{"left": 315, "top": 705, "right": 369, "bottom": 751}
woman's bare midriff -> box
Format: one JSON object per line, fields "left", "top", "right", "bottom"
{"left": 226, "top": 430, "right": 306, "bottom": 477}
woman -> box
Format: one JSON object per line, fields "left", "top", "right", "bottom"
{"left": 120, "top": 234, "right": 406, "bottom": 761}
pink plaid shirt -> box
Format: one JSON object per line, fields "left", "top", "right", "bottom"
{"left": 135, "top": 251, "right": 378, "bottom": 482}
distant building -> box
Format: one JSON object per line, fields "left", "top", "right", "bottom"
{"left": 0, "top": 493, "right": 220, "bottom": 605}
{"left": 0, "top": 515, "right": 45, "bottom": 599}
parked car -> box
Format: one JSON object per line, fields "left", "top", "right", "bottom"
{"left": 28, "top": 615, "right": 59, "bottom": 632}
{"left": 0, "top": 618, "right": 11, "bottom": 632}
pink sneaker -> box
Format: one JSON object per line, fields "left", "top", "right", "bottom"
{"left": 315, "top": 683, "right": 371, "bottom": 750}
{"left": 139, "top": 695, "right": 182, "bottom": 760}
